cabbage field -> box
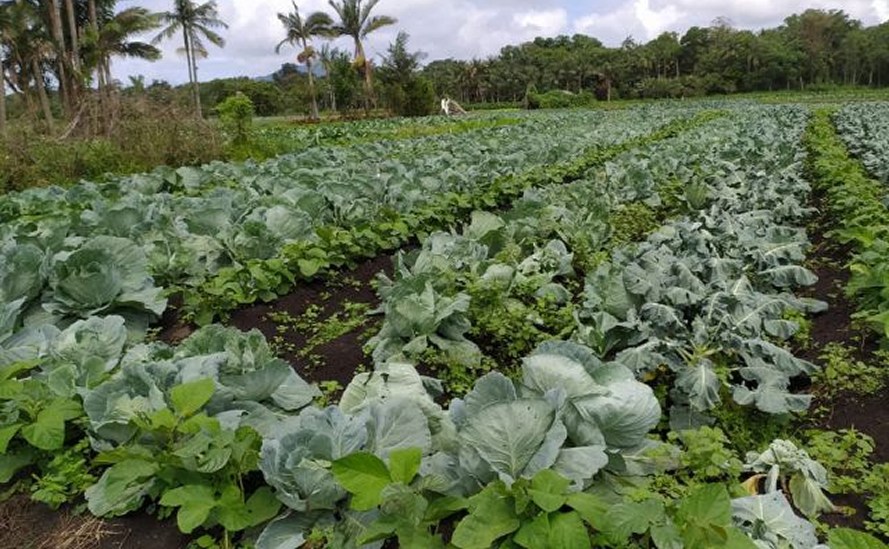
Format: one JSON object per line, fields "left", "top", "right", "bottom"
{"left": 1, "top": 103, "right": 888, "bottom": 549}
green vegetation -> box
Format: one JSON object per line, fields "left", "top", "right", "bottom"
{"left": 3, "top": 87, "right": 889, "bottom": 549}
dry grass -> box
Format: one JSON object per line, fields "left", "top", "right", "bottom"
{"left": 37, "top": 514, "right": 120, "bottom": 549}
{"left": 0, "top": 496, "right": 120, "bottom": 549}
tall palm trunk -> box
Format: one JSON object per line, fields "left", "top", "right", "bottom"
{"left": 303, "top": 40, "right": 319, "bottom": 121}
{"left": 64, "top": 0, "right": 80, "bottom": 109}
{"left": 32, "top": 58, "right": 54, "bottom": 131}
{"left": 0, "top": 59, "right": 7, "bottom": 139}
{"left": 87, "top": 0, "right": 104, "bottom": 131}
{"left": 183, "top": 27, "right": 202, "bottom": 118}
{"left": 64, "top": 0, "right": 78, "bottom": 71}
{"left": 46, "top": 0, "right": 71, "bottom": 115}
{"left": 354, "top": 38, "right": 371, "bottom": 112}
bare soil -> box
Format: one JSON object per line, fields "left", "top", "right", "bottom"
{"left": 798, "top": 199, "right": 889, "bottom": 532}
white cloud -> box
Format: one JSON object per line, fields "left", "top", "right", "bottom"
{"left": 513, "top": 9, "right": 569, "bottom": 35}
{"left": 112, "top": 0, "right": 889, "bottom": 84}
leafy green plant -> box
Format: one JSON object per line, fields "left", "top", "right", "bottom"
{"left": 669, "top": 427, "right": 744, "bottom": 483}
{"left": 332, "top": 447, "right": 464, "bottom": 547}
{"left": 30, "top": 438, "right": 96, "bottom": 510}
{"left": 812, "top": 343, "right": 889, "bottom": 399}
{"left": 85, "top": 378, "right": 281, "bottom": 544}
{"left": 451, "top": 469, "right": 605, "bottom": 549}
{"left": 0, "top": 360, "right": 84, "bottom": 484}
{"left": 217, "top": 92, "right": 255, "bottom": 146}
{"left": 803, "top": 429, "right": 875, "bottom": 494}
{"left": 741, "top": 439, "right": 835, "bottom": 518}
{"left": 828, "top": 528, "right": 889, "bottom": 549}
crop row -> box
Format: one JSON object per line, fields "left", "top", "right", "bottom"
{"left": 832, "top": 103, "right": 889, "bottom": 184}
{"left": 807, "top": 108, "right": 889, "bottom": 340}
{"left": 0, "top": 106, "right": 883, "bottom": 548}
{"left": 0, "top": 104, "right": 868, "bottom": 549}
{"left": 183, "top": 109, "right": 722, "bottom": 323}
{"left": 0, "top": 108, "right": 703, "bottom": 336}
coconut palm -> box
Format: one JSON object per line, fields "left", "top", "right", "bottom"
{"left": 83, "top": 6, "right": 161, "bottom": 89}
{"left": 327, "top": 0, "right": 397, "bottom": 110}
{"left": 0, "top": 0, "right": 55, "bottom": 129}
{"left": 275, "top": 2, "right": 332, "bottom": 121}
{"left": 153, "top": 0, "right": 227, "bottom": 117}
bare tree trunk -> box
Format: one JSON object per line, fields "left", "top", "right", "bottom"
{"left": 0, "top": 59, "right": 7, "bottom": 139}
{"left": 33, "top": 59, "right": 54, "bottom": 132}
{"left": 64, "top": 0, "right": 79, "bottom": 68}
{"left": 306, "top": 53, "right": 319, "bottom": 121}
{"left": 355, "top": 38, "right": 372, "bottom": 112}
{"left": 182, "top": 27, "right": 199, "bottom": 117}
{"left": 192, "top": 63, "right": 202, "bottom": 118}
{"left": 46, "top": 0, "right": 72, "bottom": 115}
{"left": 64, "top": 0, "right": 79, "bottom": 96}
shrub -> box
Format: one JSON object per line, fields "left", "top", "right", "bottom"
{"left": 526, "top": 89, "right": 598, "bottom": 109}
{"left": 217, "top": 92, "right": 255, "bottom": 145}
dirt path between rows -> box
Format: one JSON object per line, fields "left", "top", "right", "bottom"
{"left": 799, "top": 195, "right": 889, "bottom": 532}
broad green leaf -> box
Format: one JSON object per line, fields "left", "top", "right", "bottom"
{"left": 548, "top": 511, "right": 592, "bottom": 548}
{"left": 424, "top": 496, "right": 468, "bottom": 522}
{"left": 388, "top": 447, "right": 422, "bottom": 485}
{"left": 245, "top": 487, "right": 285, "bottom": 527}
{"left": 528, "top": 469, "right": 570, "bottom": 512}
{"left": 724, "top": 527, "right": 761, "bottom": 549}
{"left": 602, "top": 499, "right": 665, "bottom": 541}
{"left": 651, "top": 521, "right": 683, "bottom": 549}
{"left": 22, "top": 408, "right": 68, "bottom": 450}
{"left": 0, "top": 448, "right": 35, "bottom": 483}
{"left": 828, "top": 528, "right": 889, "bottom": 549}
{"left": 515, "top": 511, "right": 590, "bottom": 549}
{"left": 86, "top": 459, "right": 159, "bottom": 517}
{"left": 566, "top": 492, "right": 609, "bottom": 529}
{"left": 332, "top": 452, "right": 392, "bottom": 511}
{"left": 677, "top": 484, "right": 732, "bottom": 525}
{"left": 215, "top": 486, "right": 281, "bottom": 532}
{"left": 0, "top": 424, "right": 22, "bottom": 453}
{"left": 170, "top": 378, "right": 215, "bottom": 418}
{"left": 159, "top": 484, "right": 217, "bottom": 533}
{"left": 452, "top": 485, "right": 521, "bottom": 549}
{"left": 514, "top": 512, "right": 555, "bottom": 549}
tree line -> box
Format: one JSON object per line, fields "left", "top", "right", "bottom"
{"left": 0, "top": 0, "right": 404, "bottom": 136}
{"left": 423, "top": 10, "right": 889, "bottom": 104}
{"left": 3, "top": 2, "right": 889, "bottom": 138}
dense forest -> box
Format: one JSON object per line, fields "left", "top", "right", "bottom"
{"left": 172, "top": 8, "right": 889, "bottom": 113}
{"left": 3, "top": 1, "right": 889, "bottom": 126}
{"left": 423, "top": 9, "right": 889, "bottom": 103}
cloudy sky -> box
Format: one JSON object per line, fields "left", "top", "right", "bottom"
{"left": 115, "top": 0, "right": 889, "bottom": 85}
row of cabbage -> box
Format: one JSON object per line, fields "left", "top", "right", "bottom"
{"left": 0, "top": 108, "right": 695, "bottom": 337}
{"left": 811, "top": 108, "right": 889, "bottom": 340}
{"left": 355, "top": 105, "right": 842, "bottom": 545}
{"left": 251, "top": 111, "right": 524, "bottom": 153}
{"left": 833, "top": 102, "right": 889, "bottom": 184}
{"left": 370, "top": 106, "right": 821, "bottom": 421}
{"left": 0, "top": 106, "right": 880, "bottom": 548}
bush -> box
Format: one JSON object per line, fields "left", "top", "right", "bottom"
{"left": 384, "top": 77, "right": 436, "bottom": 117}
{"left": 526, "top": 89, "right": 598, "bottom": 109}
{"left": 400, "top": 78, "right": 436, "bottom": 117}
{"left": 217, "top": 92, "right": 255, "bottom": 145}
{"left": 0, "top": 97, "right": 223, "bottom": 193}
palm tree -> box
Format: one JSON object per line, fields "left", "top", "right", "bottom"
{"left": 0, "top": 0, "right": 54, "bottom": 129}
{"left": 84, "top": 7, "right": 161, "bottom": 88}
{"left": 0, "top": 3, "right": 11, "bottom": 138}
{"left": 327, "top": 0, "right": 397, "bottom": 110}
{"left": 153, "top": 0, "right": 227, "bottom": 117}
{"left": 275, "top": 2, "right": 332, "bottom": 121}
